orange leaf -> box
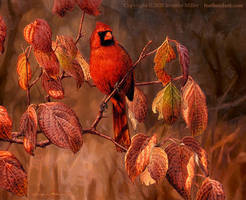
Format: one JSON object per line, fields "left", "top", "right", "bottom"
{"left": 41, "top": 72, "right": 64, "bottom": 99}
{"left": 125, "top": 133, "right": 157, "bottom": 182}
{"left": 196, "top": 178, "right": 225, "bottom": 200}
{"left": 0, "top": 151, "right": 27, "bottom": 196}
{"left": 126, "top": 87, "right": 147, "bottom": 124}
{"left": 181, "top": 76, "right": 208, "bottom": 136}
{"left": 0, "top": 106, "right": 12, "bottom": 140}
{"left": 34, "top": 49, "right": 60, "bottom": 79}
{"left": 76, "top": 0, "right": 102, "bottom": 16}
{"left": 20, "top": 104, "right": 38, "bottom": 156}
{"left": 38, "top": 102, "right": 83, "bottom": 153}
{"left": 182, "top": 136, "right": 209, "bottom": 176}
{"left": 16, "top": 53, "right": 32, "bottom": 90}
{"left": 140, "top": 147, "right": 168, "bottom": 185}
{"left": 52, "top": 0, "right": 76, "bottom": 17}
{"left": 154, "top": 36, "right": 176, "bottom": 85}
{"left": 23, "top": 19, "right": 52, "bottom": 52}
{"left": 165, "top": 142, "right": 195, "bottom": 200}
{"left": 0, "top": 16, "right": 7, "bottom": 54}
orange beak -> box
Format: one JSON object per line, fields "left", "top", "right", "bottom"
{"left": 104, "top": 32, "right": 112, "bottom": 40}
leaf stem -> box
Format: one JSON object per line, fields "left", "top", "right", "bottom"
{"left": 75, "top": 11, "right": 86, "bottom": 44}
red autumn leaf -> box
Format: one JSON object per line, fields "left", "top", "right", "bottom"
{"left": 0, "top": 16, "right": 7, "bottom": 54}
{"left": 125, "top": 133, "right": 157, "bottom": 182}
{"left": 76, "top": 0, "right": 102, "bottom": 16}
{"left": 19, "top": 104, "right": 38, "bottom": 156}
{"left": 67, "top": 60, "right": 84, "bottom": 88}
{"left": 34, "top": 49, "right": 60, "bottom": 79}
{"left": 181, "top": 76, "right": 208, "bottom": 136}
{"left": 196, "top": 178, "right": 225, "bottom": 200}
{"left": 23, "top": 19, "right": 52, "bottom": 52}
{"left": 38, "top": 102, "right": 83, "bottom": 153}
{"left": 165, "top": 142, "right": 195, "bottom": 200}
{"left": 126, "top": 87, "right": 147, "bottom": 127}
{"left": 140, "top": 147, "right": 168, "bottom": 185}
{"left": 0, "top": 106, "right": 12, "bottom": 140}
{"left": 0, "top": 151, "right": 27, "bottom": 196}
{"left": 41, "top": 72, "right": 64, "bottom": 99}
{"left": 176, "top": 42, "right": 189, "bottom": 85}
{"left": 16, "top": 53, "right": 32, "bottom": 90}
{"left": 154, "top": 36, "right": 176, "bottom": 85}
{"left": 52, "top": 0, "right": 76, "bottom": 17}
{"left": 182, "top": 136, "right": 209, "bottom": 176}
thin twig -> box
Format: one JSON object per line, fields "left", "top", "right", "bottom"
{"left": 75, "top": 11, "right": 86, "bottom": 44}
{"left": 24, "top": 46, "right": 32, "bottom": 105}
{"left": 0, "top": 138, "right": 51, "bottom": 148}
{"left": 83, "top": 129, "right": 128, "bottom": 152}
{"left": 29, "top": 68, "right": 43, "bottom": 88}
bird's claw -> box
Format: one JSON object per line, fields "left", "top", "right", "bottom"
{"left": 100, "top": 102, "right": 108, "bottom": 112}
{"left": 114, "top": 81, "right": 120, "bottom": 92}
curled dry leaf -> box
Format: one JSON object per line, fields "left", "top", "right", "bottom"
{"left": 140, "top": 147, "right": 168, "bottom": 185}
{"left": 41, "top": 72, "right": 64, "bottom": 99}
{"left": 0, "top": 106, "right": 12, "bottom": 139}
{"left": 196, "top": 178, "right": 225, "bottom": 200}
{"left": 23, "top": 19, "right": 52, "bottom": 52}
{"left": 38, "top": 102, "right": 83, "bottom": 153}
{"left": 16, "top": 53, "right": 32, "bottom": 90}
{"left": 126, "top": 87, "right": 147, "bottom": 124}
{"left": 182, "top": 136, "right": 209, "bottom": 176}
{"left": 0, "top": 16, "right": 7, "bottom": 54}
{"left": 152, "top": 82, "right": 181, "bottom": 124}
{"left": 20, "top": 104, "right": 38, "bottom": 156}
{"left": 76, "top": 50, "right": 91, "bottom": 81}
{"left": 125, "top": 133, "right": 157, "bottom": 182}
{"left": 76, "top": 0, "right": 102, "bottom": 16}
{"left": 0, "top": 151, "right": 27, "bottom": 196}
{"left": 154, "top": 36, "right": 176, "bottom": 85}
{"left": 54, "top": 36, "right": 84, "bottom": 88}
{"left": 52, "top": 0, "right": 76, "bottom": 17}
{"left": 176, "top": 42, "right": 189, "bottom": 85}
{"left": 181, "top": 76, "right": 208, "bottom": 136}
{"left": 165, "top": 142, "right": 195, "bottom": 200}
{"left": 34, "top": 49, "right": 60, "bottom": 79}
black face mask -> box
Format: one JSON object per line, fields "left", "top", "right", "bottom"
{"left": 98, "top": 31, "right": 115, "bottom": 46}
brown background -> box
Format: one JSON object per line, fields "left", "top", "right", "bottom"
{"left": 0, "top": 0, "right": 246, "bottom": 199}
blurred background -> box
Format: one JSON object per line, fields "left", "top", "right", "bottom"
{"left": 0, "top": 0, "right": 246, "bottom": 199}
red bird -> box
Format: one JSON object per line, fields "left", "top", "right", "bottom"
{"left": 90, "top": 22, "right": 134, "bottom": 151}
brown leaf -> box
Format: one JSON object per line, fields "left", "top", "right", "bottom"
{"left": 38, "top": 102, "right": 83, "bottom": 153}
{"left": 75, "top": 50, "right": 91, "bottom": 81}
{"left": 20, "top": 104, "right": 38, "bottom": 156}
{"left": 154, "top": 36, "right": 176, "bottom": 85}
{"left": 0, "top": 16, "right": 7, "bottom": 54}
{"left": 67, "top": 60, "right": 84, "bottom": 88}
{"left": 181, "top": 76, "right": 208, "bottom": 136}
{"left": 23, "top": 19, "right": 52, "bottom": 52}
{"left": 16, "top": 53, "right": 32, "bottom": 90}
{"left": 140, "top": 147, "right": 168, "bottom": 185}
{"left": 41, "top": 72, "right": 64, "bottom": 99}
{"left": 165, "top": 142, "right": 195, "bottom": 200}
{"left": 196, "top": 178, "right": 225, "bottom": 200}
{"left": 176, "top": 43, "right": 189, "bottom": 85}
{"left": 52, "top": 0, "right": 76, "bottom": 17}
{"left": 182, "top": 136, "right": 209, "bottom": 176}
{"left": 34, "top": 49, "right": 60, "bottom": 79}
{"left": 0, "top": 106, "right": 12, "bottom": 140}
{"left": 125, "top": 133, "right": 157, "bottom": 182}
{"left": 76, "top": 0, "right": 102, "bottom": 16}
{"left": 0, "top": 151, "right": 27, "bottom": 196}
{"left": 126, "top": 87, "right": 147, "bottom": 123}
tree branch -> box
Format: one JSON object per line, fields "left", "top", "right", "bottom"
{"left": 75, "top": 11, "right": 86, "bottom": 44}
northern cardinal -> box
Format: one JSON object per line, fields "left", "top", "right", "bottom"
{"left": 90, "top": 22, "right": 134, "bottom": 151}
